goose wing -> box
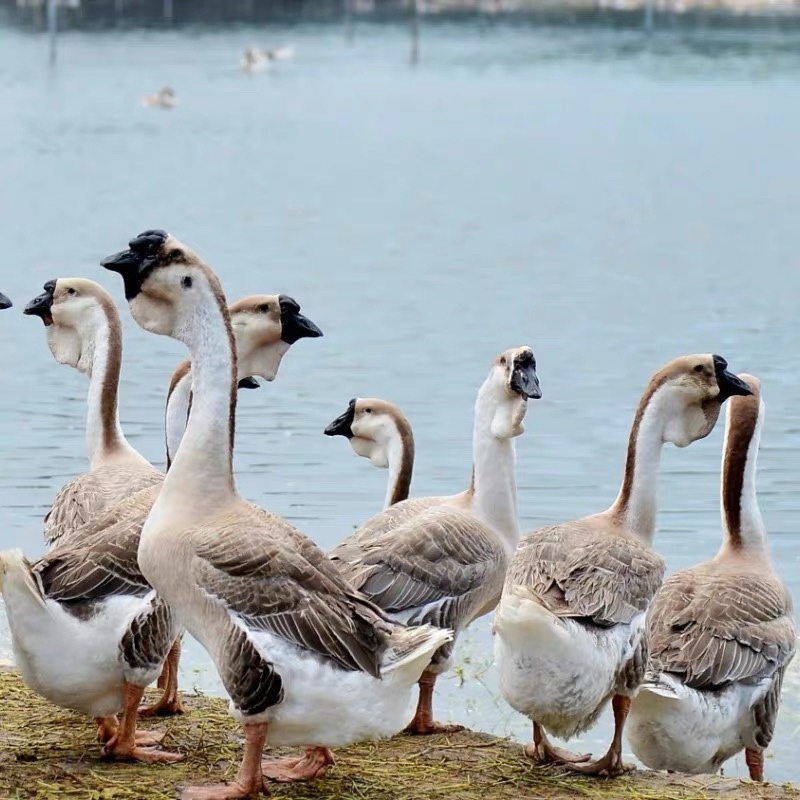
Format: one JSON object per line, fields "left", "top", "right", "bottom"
{"left": 44, "top": 465, "right": 163, "bottom": 546}
{"left": 191, "top": 505, "right": 392, "bottom": 678}
{"left": 506, "top": 522, "right": 665, "bottom": 626}
{"left": 332, "top": 505, "right": 506, "bottom": 632}
{"left": 647, "top": 568, "right": 796, "bottom": 690}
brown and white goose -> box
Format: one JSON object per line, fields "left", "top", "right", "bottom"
{"left": 101, "top": 229, "right": 451, "bottom": 799}
{"left": 23, "top": 279, "right": 162, "bottom": 548}
{"left": 493, "top": 355, "right": 752, "bottom": 777}
{"left": 326, "top": 350, "right": 541, "bottom": 736}
{"left": 627, "top": 374, "right": 796, "bottom": 781}
{"left": 324, "top": 398, "right": 415, "bottom": 509}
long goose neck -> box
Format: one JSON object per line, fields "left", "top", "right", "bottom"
{"left": 160, "top": 289, "right": 237, "bottom": 508}
{"left": 84, "top": 308, "right": 132, "bottom": 468}
{"left": 383, "top": 421, "right": 414, "bottom": 508}
{"left": 609, "top": 386, "right": 672, "bottom": 543}
{"left": 720, "top": 398, "right": 766, "bottom": 554}
{"left": 164, "top": 362, "right": 192, "bottom": 470}
{"left": 469, "top": 384, "right": 519, "bottom": 550}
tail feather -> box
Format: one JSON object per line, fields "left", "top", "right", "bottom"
{"left": 381, "top": 623, "right": 452, "bottom": 682}
{"left": 0, "top": 549, "right": 46, "bottom": 608}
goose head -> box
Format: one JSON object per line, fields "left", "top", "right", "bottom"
{"left": 101, "top": 230, "right": 223, "bottom": 343}
{"left": 0, "top": 292, "right": 11, "bottom": 310}
{"left": 230, "top": 294, "right": 322, "bottom": 386}
{"left": 480, "top": 346, "right": 541, "bottom": 440}
{"left": 643, "top": 354, "right": 752, "bottom": 448}
{"left": 324, "top": 398, "right": 412, "bottom": 469}
{"left": 23, "top": 278, "right": 119, "bottom": 375}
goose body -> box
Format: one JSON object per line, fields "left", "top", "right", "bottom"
{"left": 494, "top": 355, "right": 753, "bottom": 776}
{"left": 101, "top": 229, "right": 450, "bottom": 797}
{"left": 23, "top": 279, "right": 161, "bottom": 549}
{"left": 325, "top": 352, "right": 541, "bottom": 735}
{"left": 140, "top": 86, "right": 177, "bottom": 108}
{"left": 240, "top": 45, "right": 293, "bottom": 73}
{"left": 627, "top": 376, "right": 796, "bottom": 781}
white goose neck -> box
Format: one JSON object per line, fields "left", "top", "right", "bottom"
{"left": 160, "top": 287, "right": 237, "bottom": 510}
{"left": 470, "top": 382, "right": 519, "bottom": 552}
{"left": 383, "top": 434, "right": 410, "bottom": 508}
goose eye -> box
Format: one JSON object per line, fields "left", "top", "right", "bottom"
{"left": 181, "top": 275, "right": 193, "bottom": 290}
{"left": 258, "top": 303, "right": 271, "bottom": 314}
{"left": 500, "top": 357, "right": 507, "bottom": 366}
{"left": 364, "top": 408, "right": 372, "bottom": 414}
{"left": 694, "top": 364, "right": 704, "bottom": 374}
{"left": 66, "top": 287, "right": 76, "bottom": 296}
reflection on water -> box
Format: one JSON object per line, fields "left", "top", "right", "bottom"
{"left": 0, "top": 20, "right": 798, "bottom": 781}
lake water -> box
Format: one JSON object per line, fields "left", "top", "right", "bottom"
{"left": 1, "top": 18, "right": 799, "bottom": 782}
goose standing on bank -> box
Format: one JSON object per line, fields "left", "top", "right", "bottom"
{"left": 23, "top": 279, "right": 162, "bottom": 548}
{"left": 101, "top": 229, "right": 451, "bottom": 799}
{"left": 326, "top": 349, "right": 541, "bottom": 736}
{"left": 324, "top": 398, "right": 415, "bottom": 509}
{"left": 493, "top": 355, "right": 752, "bottom": 776}
{"left": 627, "top": 375, "right": 795, "bottom": 781}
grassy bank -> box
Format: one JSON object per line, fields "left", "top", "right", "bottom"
{"left": 0, "top": 670, "right": 797, "bottom": 800}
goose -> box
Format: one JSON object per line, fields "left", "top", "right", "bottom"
{"left": 239, "top": 46, "right": 293, "bottom": 73}
{"left": 140, "top": 86, "right": 177, "bottom": 108}
{"left": 0, "top": 292, "right": 12, "bottom": 309}
{"left": 324, "top": 398, "right": 415, "bottom": 509}
{"left": 326, "top": 349, "right": 541, "bottom": 736}
{"left": 493, "top": 355, "right": 753, "bottom": 777}
{"left": 101, "top": 228, "right": 451, "bottom": 799}
{"left": 0, "top": 287, "right": 323, "bottom": 753}
{"left": 626, "top": 375, "right": 796, "bottom": 781}
{"left": 23, "top": 278, "right": 163, "bottom": 549}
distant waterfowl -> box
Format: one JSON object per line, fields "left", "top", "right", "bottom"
{"left": 23, "top": 279, "right": 162, "bottom": 549}
{"left": 327, "top": 349, "right": 540, "bottom": 736}
{"left": 493, "top": 355, "right": 752, "bottom": 777}
{"left": 101, "top": 229, "right": 450, "bottom": 798}
{"left": 627, "top": 375, "right": 796, "bottom": 781}
{"left": 240, "top": 45, "right": 293, "bottom": 73}
{"left": 325, "top": 398, "right": 415, "bottom": 509}
{"left": 140, "top": 86, "right": 177, "bottom": 109}
{"left": 0, "top": 292, "right": 11, "bottom": 309}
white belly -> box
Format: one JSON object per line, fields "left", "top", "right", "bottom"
{"left": 493, "top": 592, "right": 644, "bottom": 739}
{"left": 6, "top": 590, "right": 153, "bottom": 718}
{"left": 627, "top": 675, "right": 769, "bottom": 773}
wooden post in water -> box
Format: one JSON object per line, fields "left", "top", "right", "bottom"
{"left": 163, "top": 0, "right": 173, "bottom": 25}
{"left": 643, "top": 0, "right": 654, "bottom": 33}
{"left": 410, "top": 0, "right": 420, "bottom": 66}
{"left": 47, "top": 0, "right": 58, "bottom": 66}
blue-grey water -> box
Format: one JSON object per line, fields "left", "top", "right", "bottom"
{"left": 0, "top": 20, "right": 798, "bottom": 782}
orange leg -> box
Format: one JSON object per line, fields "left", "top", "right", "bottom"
{"left": 102, "top": 681, "right": 184, "bottom": 763}
{"left": 261, "top": 746, "right": 335, "bottom": 782}
{"left": 569, "top": 695, "right": 636, "bottom": 777}
{"left": 524, "top": 722, "right": 592, "bottom": 764}
{"left": 181, "top": 722, "right": 268, "bottom": 800}
{"left": 745, "top": 747, "right": 764, "bottom": 782}
{"left": 140, "top": 638, "right": 187, "bottom": 717}
{"left": 404, "top": 670, "right": 465, "bottom": 736}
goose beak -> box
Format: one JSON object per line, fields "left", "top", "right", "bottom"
{"left": 101, "top": 229, "right": 168, "bottom": 299}
{"left": 510, "top": 352, "right": 541, "bottom": 400}
{"left": 713, "top": 355, "right": 752, "bottom": 401}
{"left": 23, "top": 281, "right": 56, "bottom": 325}
{"left": 324, "top": 398, "right": 356, "bottom": 439}
{"left": 0, "top": 292, "right": 12, "bottom": 310}
{"left": 279, "top": 294, "right": 323, "bottom": 344}
{"left": 238, "top": 377, "right": 260, "bottom": 390}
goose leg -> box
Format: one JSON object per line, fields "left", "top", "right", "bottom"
{"left": 745, "top": 748, "right": 764, "bottom": 782}
{"left": 102, "top": 681, "right": 184, "bottom": 763}
{"left": 404, "top": 671, "right": 464, "bottom": 735}
{"left": 569, "top": 696, "right": 636, "bottom": 777}
{"left": 524, "top": 722, "right": 592, "bottom": 764}
{"left": 96, "top": 715, "right": 166, "bottom": 747}
{"left": 140, "top": 638, "right": 187, "bottom": 717}
{"left": 261, "top": 746, "right": 335, "bottom": 781}
{"left": 181, "top": 722, "right": 268, "bottom": 800}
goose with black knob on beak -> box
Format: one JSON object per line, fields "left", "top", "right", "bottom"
{"left": 326, "top": 349, "right": 540, "bottom": 736}
{"left": 101, "top": 229, "right": 451, "bottom": 799}
{"left": 493, "top": 355, "right": 752, "bottom": 777}
{"left": 23, "top": 279, "right": 163, "bottom": 549}
{"left": 627, "top": 375, "right": 796, "bottom": 782}
{"left": 324, "top": 398, "right": 415, "bottom": 509}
